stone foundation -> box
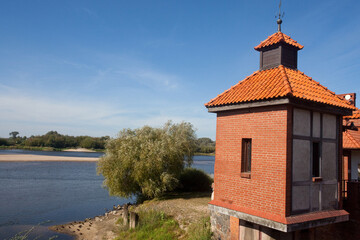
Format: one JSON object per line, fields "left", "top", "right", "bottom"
{"left": 210, "top": 207, "right": 230, "bottom": 240}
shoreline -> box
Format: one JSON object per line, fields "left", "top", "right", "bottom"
{"left": 50, "top": 205, "right": 127, "bottom": 240}
{"left": 0, "top": 154, "right": 99, "bottom": 162}
{"left": 51, "top": 192, "right": 211, "bottom": 240}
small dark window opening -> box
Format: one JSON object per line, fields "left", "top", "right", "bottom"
{"left": 242, "top": 139, "right": 252, "bottom": 173}
{"left": 312, "top": 142, "right": 320, "bottom": 177}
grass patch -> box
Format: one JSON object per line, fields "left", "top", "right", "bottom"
{"left": 186, "top": 217, "right": 212, "bottom": 240}
{"left": 115, "top": 211, "right": 183, "bottom": 240}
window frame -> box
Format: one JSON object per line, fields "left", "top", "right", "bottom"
{"left": 312, "top": 141, "right": 322, "bottom": 182}
{"left": 312, "top": 141, "right": 320, "bottom": 178}
{"left": 241, "top": 138, "right": 252, "bottom": 178}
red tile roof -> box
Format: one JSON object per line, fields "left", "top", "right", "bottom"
{"left": 345, "top": 109, "right": 360, "bottom": 119}
{"left": 343, "top": 130, "right": 360, "bottom": 149}
{"left": 254, "top": 32, "right": 304, "bottom": 50}
{"left": 205, "top": 65, "right": 355, "bottom": 110}
{"left": 343, "top": 108, "right": 360, "bottom": 149}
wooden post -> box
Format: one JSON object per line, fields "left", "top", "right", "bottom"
{"left": 129, "top": 212, "right": 138, "bottom": 229}
{"left": 123, "top": 205, "right": 129, "bottom": 226}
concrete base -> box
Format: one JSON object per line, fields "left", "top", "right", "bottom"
{"left": 209, "top": 204, "right": 349, "bottom": 240}
{"left": 209, "top": 203, "right": 348, "bottom": 233}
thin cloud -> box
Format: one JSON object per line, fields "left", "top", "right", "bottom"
{"left": 0, "top": 85, "right": 215, "bottom": 139}
{"left": 122, "top": 69, "right": 179, "bottom": 90}
{"left": 90, "top": 67, "right": 179, "bottom": 90}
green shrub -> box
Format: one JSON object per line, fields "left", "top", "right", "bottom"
{"left": 176, "top": 168, "right": 213, "bottom": 192}
{"left": 0, "top": 138, "right": 8, "bottom": 146}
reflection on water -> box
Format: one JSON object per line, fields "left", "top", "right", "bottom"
{"left": 0, "top": 152, "right": 214, "bottom": 239}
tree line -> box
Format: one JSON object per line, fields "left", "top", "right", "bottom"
{"left": 0, "top": 131, "right": 215, "bottom": 153}
{"left": 0, "top": 131, "right": 109, "bottom": 150}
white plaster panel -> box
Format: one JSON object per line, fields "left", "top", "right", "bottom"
{"left": 261, "top": 227, "right": 279, "bottom": 240}
{"left": 292, "top": 186, "right": 310, "bottom": 211}
{"left": 293, "top": 108, "right": 311, "bottom": 136}
{"left": 312, "top": 112, "right": 320, "bottom": 138}
{"left": 240, "top": 220, "right": 259, "bottom": 240}
{"left": 322, "top": 184, "right": 338, "bottom": 210}
{"left": 322, "top": 142, "right": 337, "bottom": 181}
{"left": 322, "top": 114, "right": 337, "bottom": 139}
{"left": 293, "top": 139, "right": 310, "bottom": 182}
{"left": 351, "top": 151, "right": 360, "bottom": 180}
{"left": 311, "top": 184, "right": 320, "bottom": 211}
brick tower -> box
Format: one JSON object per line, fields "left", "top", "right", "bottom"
{"left": 205, "top": 21, "right": 355, "bottom": 240}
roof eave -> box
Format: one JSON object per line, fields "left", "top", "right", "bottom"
{"left": 207, "top": 98, "right": 290, "bottom": 113}
{"left": 206, "top": 97, "right": 354, "bottom": 115}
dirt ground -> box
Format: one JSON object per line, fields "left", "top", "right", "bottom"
{"left": 136, "top": 192, "right": 211, "bottom": 231}
{"left": 50, "top": 192, "right": 211, "bottom": 240}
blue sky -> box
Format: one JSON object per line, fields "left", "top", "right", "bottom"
{"left": 0, "top": 0, "right": 359, "bottom": 140}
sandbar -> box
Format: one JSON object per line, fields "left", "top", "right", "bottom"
{"left": 0, "top": 154, "right": 99, "bottom": 162}
{"left": 63, "top": 148, "right": 97, "bottom": 152}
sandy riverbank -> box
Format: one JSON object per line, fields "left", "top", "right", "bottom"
{"left": 0, "top": 154, "right": 99, "bottom": 162}
{"left": 50, "top": 207, "right": 124, "bottom": 240}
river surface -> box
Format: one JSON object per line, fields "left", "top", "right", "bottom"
{"left": 0, "top": 150, "right": 214, "bottom": 239}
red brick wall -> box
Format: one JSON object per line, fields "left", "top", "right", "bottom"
{"left": 213, "top": 105, "right": 288, "bottom": 223}
{"left": 230, "top": 216, "right": 239, "bottom": 240}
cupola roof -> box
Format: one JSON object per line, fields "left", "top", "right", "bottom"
{"left": 254, "top": 32, "right": 304, "bottom": 51}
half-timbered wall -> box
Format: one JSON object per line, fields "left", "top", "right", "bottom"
{"left": 292, "top": 108, "right": 339, "bottom": 214}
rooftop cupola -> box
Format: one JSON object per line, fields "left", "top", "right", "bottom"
{"left": 254, "top": 19, "right": 304, "bottom": 70}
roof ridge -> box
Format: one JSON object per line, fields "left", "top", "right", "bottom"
{"left": 279, "top": 65, "right": 293, "bottom": 96}
{"left": 280, "top": 32, "right": 286, "bottom": 41}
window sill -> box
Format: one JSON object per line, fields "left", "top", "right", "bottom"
{"left": 312, "top": 177, "right": 322, "bottom": 182}
{"left": 241, "top": 172, "right": 251, "bottom": 179}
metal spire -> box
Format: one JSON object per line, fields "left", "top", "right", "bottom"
{"left": 276, "top": 0, "right": 285, "bottom": 32}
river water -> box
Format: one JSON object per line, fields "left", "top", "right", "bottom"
{"left": 0, "top": 150, "right": 214, "bottom": 239}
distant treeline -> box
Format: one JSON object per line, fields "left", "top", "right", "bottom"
{"left": 0, "top": 131, "right": 215, "bottom": 153}
{"left": 1, "top": 131, "right": 109, "bottom": 150}
{"left": 195, "top": 137, "right": 215, "bottom": 154}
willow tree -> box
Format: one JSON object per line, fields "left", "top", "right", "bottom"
{"left": 97, "top": 121, "right": 197, "bottom": 199}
